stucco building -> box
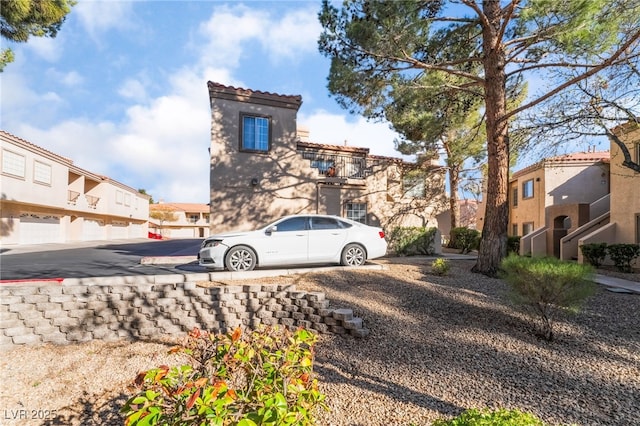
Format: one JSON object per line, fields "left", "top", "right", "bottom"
{"left": 573, "top": 121, "right": 640, "bottom": 267}
{"left": 149, "top": 202, "right": 211, "bottom": 238}
{"left": 1, "top": 130, "right": 149, "bottom": 245}
{"left": 207, "top": 82, "right": 447, "bottom": 237}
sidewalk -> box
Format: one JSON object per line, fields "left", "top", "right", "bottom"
{"left": 593, "top": 274, "right": 640, "bottom": 294}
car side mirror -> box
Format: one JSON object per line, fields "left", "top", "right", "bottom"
{"left": 265, "top": 226, "right": 277, "bottom": 235}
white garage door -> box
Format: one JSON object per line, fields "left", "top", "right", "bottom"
{"left": 83, "top": 219, "right": 105, "bottom": 241}
{"left": 169, "top": 228, "right": 195, "bottom": 238}
{"left": 130, "top": 223, "right": 145, "bottom": 238}
{"left": 110, "top": 222, "right": 128, "bottom": 239}
{"left": 19, "top": 214, "right": 63, "bottom": 244}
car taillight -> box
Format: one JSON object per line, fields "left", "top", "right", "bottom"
{"left": 379, "top": 231, "right": 385, "bottom": 239}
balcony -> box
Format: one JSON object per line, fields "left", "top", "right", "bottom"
{"left": 68, "top": 190, "right": 80, "bottom": 205}
{"left": 85, "top": 195, "right": 100, "bottom": 209}
{"left": 300, "top": 150, "right": 373, "bottom": 180}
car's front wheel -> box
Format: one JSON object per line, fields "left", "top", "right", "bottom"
{"left": 341, "top": 243, "right": 366, "bottom": 267}
{"left": 225, "top": 245, "right": 257, "bottom": 271}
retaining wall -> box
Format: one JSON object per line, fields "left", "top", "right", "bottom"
{"left": 0, "top": 276, "right": 368, "bottom": 350}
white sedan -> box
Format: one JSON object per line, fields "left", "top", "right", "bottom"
{"left": 198, "top": 214, "right": 387, "bottom": 271}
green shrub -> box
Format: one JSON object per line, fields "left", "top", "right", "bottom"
{"left": 607, "top": 243, "right": 640, "bottom": 272}
{"left": 449, "top": 227, "right": 480, "bottom": 254}
{"left": 432, "top": 408, "right": 547, "bottom": 426}
{"left": 579, "top": 243, "right": 608, "bottom": 268}
{"left": 121, "top": 326, "right": 327, "bottom": 426}
{"left": 500, "top": 255, "right": 596, "bottom": 341}
{"left": 507, "top": 236, "right": 521, "bottom": 255}
{"left": 431, "top": 258, "right": 450, "bottom": 276}
{"left": 388, "top": 226, "right": 438, "bottom": 256}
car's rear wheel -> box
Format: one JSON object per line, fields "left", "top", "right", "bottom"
{"left": 341, "top": 243, "right": 366, "bottom": 266}
{"left": 225, "top": 245, "right": 257, "bottom": 271}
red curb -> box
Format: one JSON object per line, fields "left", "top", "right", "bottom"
{"left": 0, "top": 278, "right": 64, "bottom": 285}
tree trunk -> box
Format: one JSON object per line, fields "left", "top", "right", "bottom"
{"left": 472, "top": 0, "right": 510, "bottom": 276}
{"left": 448, "top": 166, "right": 460, "bottom": 229}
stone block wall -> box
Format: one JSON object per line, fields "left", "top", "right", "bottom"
{"left": 0, "top": 278, "right": 368, "bottom": 349}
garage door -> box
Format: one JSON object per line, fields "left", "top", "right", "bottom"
{"left": 129, "top": 223, "right": 145, "bottom": 238}
{"left": 82, "top": 219, "right": 105, "bottom": 241}
{"left": 19, "top": 214, "right": 63, "bottom": 244}
{"left": 110, "top": 221, "right": 128, "bottom": 239}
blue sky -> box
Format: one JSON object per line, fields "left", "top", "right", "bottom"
{"left": 1, "top": 0, "right": 408, "bottom": 203}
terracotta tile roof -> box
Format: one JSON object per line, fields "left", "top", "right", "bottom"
{"left": 207, "top": 82, "right": 302, "bottom": 109}
{"left": 511, "top": 150, "right": 610, "bottom": 180}
{"left": 297, "top": 140, "right": 370, "bottom": 155}
{"left": 1, "top": 129, "right": 73, "bottom": 164}
{"left": 151, "top": 203, "right": 209, "bottom": 213}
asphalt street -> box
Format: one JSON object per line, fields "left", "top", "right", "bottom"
{"left": 0, "top": 239, "right": 205, "bottom": 281}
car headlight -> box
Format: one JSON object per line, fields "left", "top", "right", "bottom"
{"left": 202, "top": 239, "right": 223, "bottom": 248}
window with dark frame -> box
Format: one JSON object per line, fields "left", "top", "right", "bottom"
{"left": 241, "top": 114, "right": 270, "bottom": 152}
{"left": 512, "top": 187, "right": 518, "bottom": 207}
{"left": 346, "top": 202, "right": 367, "bottom": 224}
{"left": 512, "top": 224, "right": 518, "bottom": 236}
{"left": 522, "top": 222, "right": 534, "bottom": 235}
{"left": 522, "top": 179, "right": 534, "bottom": 199}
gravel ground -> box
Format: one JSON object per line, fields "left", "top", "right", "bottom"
{"left": 1, "top": 258, "right": 638, "bottom": 426}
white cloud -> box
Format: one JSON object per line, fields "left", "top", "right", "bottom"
{"left": 25, "top": 36, "right": 62, "bottom": 63}
{"left": 118, "top": 78, "right": 148, "bottom": 101}
{"left": 74, "top": 0, "right": 134, "bottom": 39}
{"left": 264, "top": 8, "right": 321, "bottom": 61}
{"left": 299, "top": 110, "right": 409, "bottom": 160}
{"left": 197, "top": 4, "right": 267, "bottom": 68}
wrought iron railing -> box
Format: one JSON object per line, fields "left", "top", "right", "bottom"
{"left": 300, "top": 150, "right": 372, "bottom": 179}
{"left": 85, "top": 195, "right": 100, "bottom": 208}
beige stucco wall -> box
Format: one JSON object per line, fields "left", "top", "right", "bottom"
{"left": 1, "top": 131, "right": 149, "bottom": 245}
{"left": 208, "top": 84, "right": 446, "bottom": 234}
{"left": 610, "top": 124, "right": 640, "bottom": 245}
{"left": 508, "top": 159, "right": 610, "bottom": 237}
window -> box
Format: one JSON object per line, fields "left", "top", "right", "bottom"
{"left": 636, "top": 214, "right": 640, "bottom": 244}
{"left": 522, "top": 179, "right": 534, "bottom": 199}
{"left": 512, "top": 224, "right": 518, "bottom": 236}
{"left": 522, "top": 222, "right": 534, "bottom": 235}
{"left": 241, "top": 114, "right": 270, "bottom": 152}
{"left": 311, "top": 217, "right": 342, "bottom": 230}
{"left": 33, "top": 160, "right": 52, "bottom": 185}
{"left": 204, "top": 214, "right": 210, "bottom": 224}
{"left": 403, "top": 171, "right": 426, "bottom": 198}
{"left": 512, "top": 187, "right": 518, "bottom": 207}
{"left": 275, "top": 217, "right": 308, "bottom": 232}
{"left": 124, "top": 193, "right": 131, "bottom": 206}
{"left": 2, "top": 149, "right": 25, "bottom": 178}
{"left": 346, "top": 202, "right": 367, "bottom": 224}
{"left": 189, "top": 214, "right": 199, "bottom": 223}
{"left": 116, "top": 190, "right": 123, "bottom": 205}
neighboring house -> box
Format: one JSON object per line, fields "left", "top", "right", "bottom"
{"left": 149, "top": 202, "right": 211, "bottom": 238}
{"left": 572, "top": 121, "right": 640, "bottom": 268}
{"left": 511, "top": 150, "right": 611, "bottom": 258}
{"left": 207, "top": 82, "right": 447, "bottom": 240}
{"left": 476, "top": 150, "right": 611, "bottom": 257}
{"left": 0, "top": 130, "right": 149, "bottom": 245}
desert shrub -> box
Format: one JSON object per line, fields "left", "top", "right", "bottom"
{"left": 388, "top": 226, "right": 438, "bottom": 256}
{"left": 500, "top": 255, "right": 595, "bottom": 341}
{"left": 507, "top": 236, "right": 521, "bottom": 255}
{"left": 579, "top": 243, "right": 608, "bottom": 267}
{"left": 431, "top": 258, "right": 450, "bottom": 276}
{"left": 121, "top": 326, "right": 327, "bottom": 426}
{"left": 432, "top": 408, "right": 547, "bottom": 426}
{"left": 607, "top": 243, "right": 640, "bottom": 272}
{"left": 449, "top": 227, "right": 480, "bottom": 254}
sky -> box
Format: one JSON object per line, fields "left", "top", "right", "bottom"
{"left": 1, "top": 0, "right": 411, "bottom": 203}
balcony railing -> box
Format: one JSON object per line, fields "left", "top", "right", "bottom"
{"left": 68, "top": 190, "right": 80, "bottom": 204}
{"left": 85, "top": 195, "right": 100, "bottom": 208}
{"left": 300, "top": 150, "right": 372, "bottom": 179}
